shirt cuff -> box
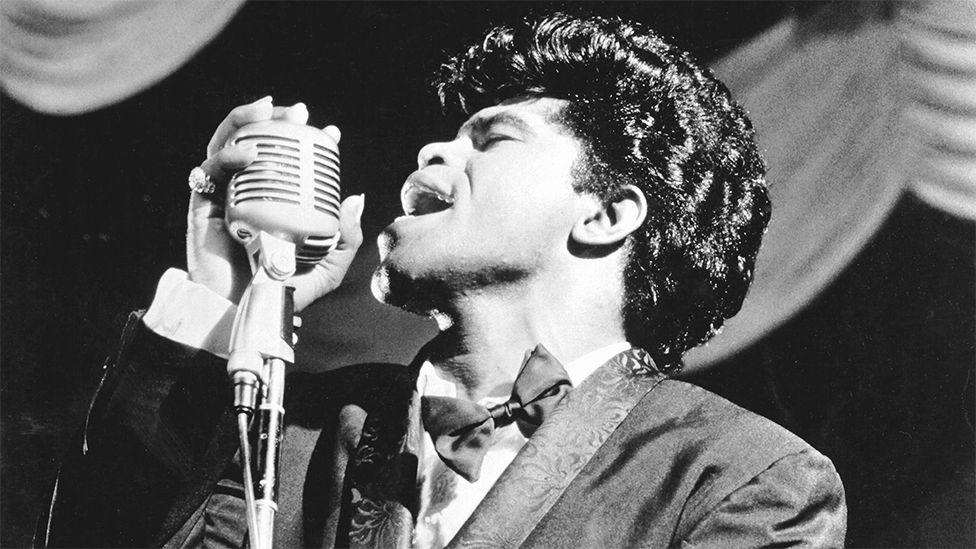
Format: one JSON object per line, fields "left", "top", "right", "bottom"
{"left": 142, "top": 268, "right": 236, "bottom": 358}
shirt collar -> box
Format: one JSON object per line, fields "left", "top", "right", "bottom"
{"left": 561, "top": 340, "right": 631, "bottom": 386}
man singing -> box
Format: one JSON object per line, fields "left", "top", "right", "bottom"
{"left": 38, "top": 12, "right": 846, "bottom": 548}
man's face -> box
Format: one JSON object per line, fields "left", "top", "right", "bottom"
{"left": 373, "top": 97, "right": 589, "bottom": 311}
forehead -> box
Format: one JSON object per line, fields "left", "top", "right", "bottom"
{"left": 457, "top": 97, "right": 572, "bottom": 136}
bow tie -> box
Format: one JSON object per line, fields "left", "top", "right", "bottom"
{"left": 420, "top": 344, "right": 572, "bottom": 483}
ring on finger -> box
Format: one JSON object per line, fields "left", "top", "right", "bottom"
{"left": 188, "top": 166, "right": 215, "bottom": 194}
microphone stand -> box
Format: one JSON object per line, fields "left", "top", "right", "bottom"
{"left": 227, "top": 231, "right": 298, "bottom": 549}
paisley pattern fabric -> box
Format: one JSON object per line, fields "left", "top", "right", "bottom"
{"left": 342, "top": 347, "right": 663, "bottom": 549}
{"left": 346, "top": 369, "right": 423, "bottom": 549}
{"left": 347, "top": 495, "right": 413, "bottom": 549}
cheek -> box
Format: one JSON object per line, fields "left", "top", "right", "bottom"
{"left": 464, "top": 148, "right": 581, "bottom": 241}
{"left": 473, "top": 192, "right": 579, "bottom": 254}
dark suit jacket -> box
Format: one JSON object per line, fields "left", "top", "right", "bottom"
{"left": 37, "top": 312, "right": 846, "bottom": 548}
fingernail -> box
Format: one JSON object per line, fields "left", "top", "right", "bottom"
{"left": 291, "top": 102, "right": 307, "bottom": 111}
{"left": 252, "top": 95, "right": 273, "bottom": 105}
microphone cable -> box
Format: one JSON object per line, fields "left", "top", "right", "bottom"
{"left": 238, "top": 411, "right": 260, "bottom": 549}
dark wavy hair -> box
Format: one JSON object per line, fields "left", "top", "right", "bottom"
{"left": 433, "top": 13, "right": 770, "bottom": 373}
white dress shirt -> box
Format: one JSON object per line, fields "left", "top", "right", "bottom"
{"left": 143, "top": 268, "right": 629, "bottom": 548}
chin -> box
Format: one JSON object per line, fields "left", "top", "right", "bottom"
{"left": 375, "top": 230, "right": 435, "bottom": 311}
{"left": 373, "top": 227, "right": 536, "bottom": 315}
{"left": 371, "top": 261, "right": 443, "bottom": 317}
{"left": 370, "top": 263, "right": 405, "bottom": 308}
{"left": 373, "top": 257, "right": 532, "bottom": 319}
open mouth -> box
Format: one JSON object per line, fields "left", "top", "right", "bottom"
{"left": 400, "top": 178, "right": 455, "bottom": 216}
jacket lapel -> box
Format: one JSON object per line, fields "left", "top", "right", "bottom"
{"left": 344, "top": 366, "right": 424, "bottom": 549}
{"left": 448, "top": 348, "right": 666, "bottom": 549}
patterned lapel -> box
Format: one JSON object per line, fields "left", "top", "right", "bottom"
{"left": 447, "top": 348, "right": 666, "bottom": 549}
{"left": 344, "top": 364, "right": 424, "bottom": 549}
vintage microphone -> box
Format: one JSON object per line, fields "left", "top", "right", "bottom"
{"left": 223, "top": 119, "right": 341, "bottom": 549}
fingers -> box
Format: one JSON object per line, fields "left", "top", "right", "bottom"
{"left": 189, "top": 143, "right": 260, "bottom": 216}
{"left": 322, "top": 125, "right": 341, "bottom": 144}
{"left": 272, "top": 102, "right": 309, "bottom": 125}
{"left": 206, "top": 98, "right": 313, "bottom": 156}
{"left": 207, "top": 96, "right": 274, "bottom": 156}
{"left": 202, "top": 142, "right": 259, "bottom": 176}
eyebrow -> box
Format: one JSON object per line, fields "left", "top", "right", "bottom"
{"left": 460, "top": 112, "right": 536, "bottom": 138}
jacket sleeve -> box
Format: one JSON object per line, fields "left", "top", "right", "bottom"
{"left": 35, "top": 311, "right": 239, "bottom": 548}
{"left": 679, "top": 449, "right": 847, "bottom": 548}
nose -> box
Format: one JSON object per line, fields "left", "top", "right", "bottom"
{"left": 417, "top": 138, "right": 470, "bottom": 169}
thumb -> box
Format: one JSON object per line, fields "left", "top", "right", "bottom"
{"left": 333, "top": 193, "right": 366, "bottom": 253}
{"left": 291, "top": 194, "right": 365, "bottom": 311}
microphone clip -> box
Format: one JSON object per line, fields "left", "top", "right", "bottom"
{"left": 227, "top": 231, "right": 297, "bottom": 413}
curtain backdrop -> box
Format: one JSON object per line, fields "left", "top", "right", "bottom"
{"left": 900, "top": 0, "right": 976, "bottom": 219}
{"left": 0, "top": 0, "right": 245, "bottom": 115}
{"left": 685, "top": 0, "right": 976, "bottom": 368}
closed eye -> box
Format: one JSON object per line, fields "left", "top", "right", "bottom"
{"left": 460, "top": 112, "right": 534, "bottom": 149}
{"left": 477, "top": 134, "right": 514, "bottom": 149}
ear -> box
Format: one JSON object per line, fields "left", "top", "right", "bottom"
{"left": 570, "top": 184, "right": 647, "bottom": 246}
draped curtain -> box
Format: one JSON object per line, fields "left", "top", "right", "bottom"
{"left": 685, "top": 0, "right": 976, "bottom": 368}
{"left": 0, "top": 0, "right": 245, "bottom": 115}
{"left": 900, "top": 1, "right": 976, "bottom": 219}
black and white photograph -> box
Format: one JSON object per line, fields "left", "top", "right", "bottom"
{"left": 2, "top": 1, "right": 974, "bottom": 547}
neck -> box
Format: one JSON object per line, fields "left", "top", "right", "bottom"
{"left": 424, "top": 263, "right": 626, "bottom": 401}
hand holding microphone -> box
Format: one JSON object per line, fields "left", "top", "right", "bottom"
{"left": 185, "top": 98, "right": 364, "bottom": 549}
{"left": 187, "top": 97, "right": 364, "bottom": 311}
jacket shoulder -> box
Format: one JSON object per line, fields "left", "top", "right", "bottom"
{"left": 650, "top": 379, "right": 812, "bottom": 457}
{"left": 632, "top": 379, "right": 830, "bottom": 485}
{"left": 631, "top": 379, "right": 844, "bottom": 540}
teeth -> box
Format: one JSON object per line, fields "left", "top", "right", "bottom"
{"left": 401, "top": 182, "right": 455, "bottom": 216}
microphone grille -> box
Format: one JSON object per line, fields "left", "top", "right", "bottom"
{"left": 310, "top": 141, "right": 341, "bottom": 218}
{"left": 227, "top": 121, "right": 341, "bottom": 267}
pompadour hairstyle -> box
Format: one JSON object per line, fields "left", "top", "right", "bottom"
{"left": 433, "top": 12, "right": 771, "bottom": 373}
